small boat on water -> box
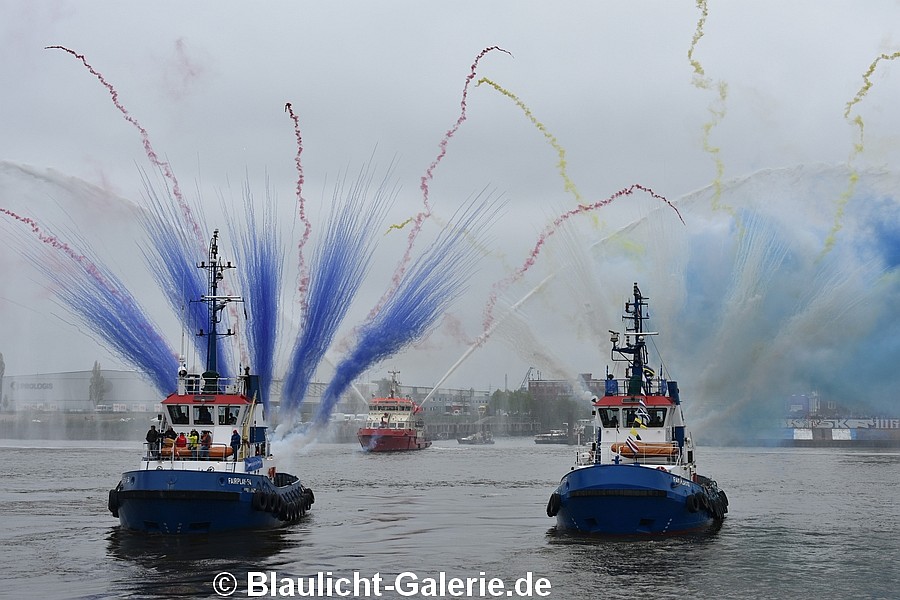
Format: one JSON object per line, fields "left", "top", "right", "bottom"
{"left": 357, "top": 371, "right": 431, "bottom": 452}
{"left": 107, "top": 230, "right": 314, "bottom": 534}
{"left": 457, "top": 430, "right": 495, "bottom": 445}
{"left": 546, "top": 283, "right": 727, "bottom": 535}
{"left": 534, "top": 430, "right": 569, "bottom": 444}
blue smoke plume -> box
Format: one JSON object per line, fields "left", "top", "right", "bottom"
{"left": 226, "top": 179, "right": 284, "bottom": 408}
{"left": 21, "top": 232, "right": 179, "bottom": 394}
{"left": 137, "top": 175, "right": 225, "bottom": 374}
{"left": 314, "top": 192, "right": 503, "bottom": 426}
{"left": 280, "top": 167, "right": 395, "bottom": 413}
{"left": 539, "top": 164, "right": 900, "bottom": 443}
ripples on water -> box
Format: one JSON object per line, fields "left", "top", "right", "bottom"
{"left": 1, "top": 439, "right": 897, "bottom": 599}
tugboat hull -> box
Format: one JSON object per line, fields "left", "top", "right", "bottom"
{"left": 110, "top": 469, "right": 313, "bottom": 534}
{"left": 550, "top": 464, "right": 726, "bottom": 535}
{"left": 106, "top": 231, "right": 314, "bottom": 535}
{"left": 358, "top": 429, "right": 431, "bottom": 452}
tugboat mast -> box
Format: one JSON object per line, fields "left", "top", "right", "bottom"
{"left": 196, "top": 229, "right": 241, "bottom": 378}
{"left": 387, "top": 370, "right": 400, "bottom": 398}
{"left": 610, "top": 282, "right": 652, "bottom": 396}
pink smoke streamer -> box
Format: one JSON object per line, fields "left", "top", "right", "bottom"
{"left": 371, "top": 46, "right": 511, "bottom": 320}
{"left": 46, "top": 45, "right": 203, "bottom": 246}
{"left": 284, "top": 102, "right": 312, "bottom": 311}
{"left": 0, "top": 208, "right": 119, "bottom": 296}
{"left": 482, "top": 184, "right": 684, "bottom": 332}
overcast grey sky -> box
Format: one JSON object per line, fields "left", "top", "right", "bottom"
{"left": 2, "top": 1, "right": 900, "bottom": 396}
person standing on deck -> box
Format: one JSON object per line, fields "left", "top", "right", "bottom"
{"left": 145, "top": 425, "right": 160, "bottom": 458}
{"left": 175, "top": 432, "right": 188, "bottom": 458}
{"left": 230, "top": 429, "right": 241, "bottom": 461}
{"left": 199, "top": 430, "right": 211, "bottom": 460}
{"left": 188, "top": 429, "right": 199, "bottom": 458}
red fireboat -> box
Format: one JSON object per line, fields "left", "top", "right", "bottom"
{"left": 357, "top": 371, "right": 431, "bottom": 452}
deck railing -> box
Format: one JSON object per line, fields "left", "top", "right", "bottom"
{"left": 601, "top": 377, "right": 670, "bottom": 397}
{"left": 575, "top": 440, "right": 683, "bottom": 466}
{"left": 140, "top": 442, "right": 259, "bottom": 472}
{"left": 143, "top": 442, "right": 243, "bottom": 462}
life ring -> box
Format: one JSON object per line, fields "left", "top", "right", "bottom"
{"left": 657, "top": 467, "right": 668, "bottom": 472}
{"left": 268, "top": 467, "right": 276, "bottom": 480}
{"left": 546, "top": 492, "right": 561, "bottom": 517}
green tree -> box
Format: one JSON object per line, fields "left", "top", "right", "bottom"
{"left": 489, "top": 388, "right": 534, "bottom": 416}
{"left": 89, "top": 361, "right": 107, "bottom": 407}
{"left": 0, "top": 351, "right": 5, "bottom": 411}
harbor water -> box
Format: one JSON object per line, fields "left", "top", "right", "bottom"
{"left": 1, "top": 437, "right": 897, "bottom": 599}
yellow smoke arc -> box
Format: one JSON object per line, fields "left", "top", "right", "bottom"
{"left": 823, "top": 51, "right": 900, "bottom": 255}
{"left": 384, "top": 216, "right": 414, "bottom": 235}
{"left": 687, "top": 0, "right": 732, "bottom": 216}
{"left": 476, "top": 76, "right": 583, "bottom": 205}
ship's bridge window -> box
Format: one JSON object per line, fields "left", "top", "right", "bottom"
{"left": 218, "top": 406, "right": 241, "bottom": 425}
{"left": 168, "top": 405, "right": 189, "bottom": 425}
{"left": 599, "top": 408, "right": 620, "bottom": 428}
{"left": 193, "top": 405, "right": 214, "bottom": 425}
{"left": 624, "top": 407, "right": 667, "bottom": 428}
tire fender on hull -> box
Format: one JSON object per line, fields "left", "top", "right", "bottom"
{"left": 547, "top": 492, "right": 561, "bottom": 517}
{"left": 686, "top": 493, "right": 700, "bottom": 513}
{"left": 108, "top": 487, "right": 121, "bottom": 518}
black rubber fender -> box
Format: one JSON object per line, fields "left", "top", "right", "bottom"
{"left": 251, "top": 491, "right": 265, "bottom": 511}
{"left": 686, "top": 493, "right": 700, "bottom": 513}
{"left": 307, "top": 488, "right": 315, "bottom": 505}
{"left": 108, "top": 488, "right": 120, "bottom": 518}
{"left": 546, "top": 492, "right": 561, "bottom": 517}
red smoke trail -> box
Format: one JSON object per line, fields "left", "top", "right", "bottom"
{"left": 0, "top": 208, "right": 117, "bottom": 295}
{"left": 482, "top": 184, "right": 684, "bottom": 332}
{"left": 400, "top": 47, "right": 510, "bottom": 281}
{"left": 418, "top": 46, "right": 511, "bottom": 219}
{"left": 284, "top": 102, "right": 312, "bottom": 310}
{"left": 45, "top": 45, "right": 203, "bottom": 245}
{"left": 372, "top": 46, "right": 510, "bottom": 319}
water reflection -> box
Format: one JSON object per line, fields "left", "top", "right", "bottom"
{"left": 542, "top": 523, "right": 725, "bottom": 592}
{"left": 545, "top": 521, "right": 723, "bottom": 545}
{"left": 106, "top": 526, "right": 305, "bottom": 598}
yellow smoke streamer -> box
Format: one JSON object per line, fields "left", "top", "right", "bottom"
{"left": 687, "top": 0, "right": 731, "bottom": 215}
{"left": 476, "top": 77, "right": 584, "bottom": 206}
{"left": 823, "top": 51, "right": 900, "bottom": 255}
{"left": 384, "top": 216, "right": 413, "bottom": 234}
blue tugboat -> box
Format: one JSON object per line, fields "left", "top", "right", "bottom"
{"left": 546, "top": 283, "right": 727, "bottom": 535}
{"left": 107, "top": 230, "right": 313, "bottom": 534}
